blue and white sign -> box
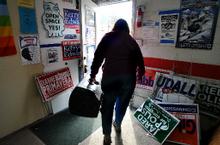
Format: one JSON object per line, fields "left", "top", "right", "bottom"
{"left": 159, "top": 10, "right": 179, "bottom": 45}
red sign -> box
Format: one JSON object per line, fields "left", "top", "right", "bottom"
{"left": 158, "top": 103, "right": 199, "bottom": 145}
{"left": 35, "top": 67, "right": 74, "bottom": 101}
{"left": 136, "top": 67, "right": 172, "bottom": 91}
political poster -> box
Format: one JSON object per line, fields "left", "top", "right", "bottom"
{"left": 19, "top": 35, "right": 40, "bottom": 65}
{"left": 195, "top": 83, "right": 220, "bottom": 118}
{"left": 61, "top": 40, "right": 80, "bottom": 60}
{"left": 158, "top": 103, "right": 200, "bottom": 145}
{"left": 159, "top": 10, "right": 179, "bottom": 45}
{"left": 176, "top": 0, "right": 219, "bottom": 49}
{"left": 63, "top": 8, "right": 80, "bottom": 29}
{"left": 134, "top": 98, "right": 180, "bottom": 144}
{"left": 42, "top": 2, "right": 65, "bottom": 37}
{"left": 35, "top": 67, "right": 74, "bottom": 102}
{"left": 152, "top": 73, "right": 198, "bottom": 103}
{"left": 136, "top": 67, "right": 172, "bottom": 91}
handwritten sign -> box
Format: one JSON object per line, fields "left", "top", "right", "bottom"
{"left": 35, "top": 67, "right": 73, "bottom": 101}
{"left": 42, "top": 2, "right": 64, "bottom": 37}
{"left": 134, "top": 98, "right": 180, "bottom": 144}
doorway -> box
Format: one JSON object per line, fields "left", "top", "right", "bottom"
{"left": 96, "top": 1, "right": 133, "bottom": 44}
{"left": 81, "top": 0, "right": 133, "bottom": 80}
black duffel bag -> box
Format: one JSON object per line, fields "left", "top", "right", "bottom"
{"left": 69, "top": 75, "right": 102, "bottom": 118}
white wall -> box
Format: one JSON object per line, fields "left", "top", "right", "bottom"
{"left": 134, "top": 0, "right": 220, "bottom": 65}
{"left": 0, "top": 0, "right": 45, "bottom": 138}
{"left": 0, "top": 0, "right": 80, "bottom": 137}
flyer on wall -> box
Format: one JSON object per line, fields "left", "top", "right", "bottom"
{"left": 19, "top": 35, "right": 41, "bottom": 65}
{"left": 159, "top": 10, "right": 179, "bottom": 45}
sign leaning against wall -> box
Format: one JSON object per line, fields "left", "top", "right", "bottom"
{"left": 176, "top": 0, "right": 219, "bottom": 49}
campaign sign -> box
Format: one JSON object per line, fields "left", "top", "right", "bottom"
{"left": 62, "top": 40, "right": 80, "bottom": 60}
{"left": 63, "top": 9, "right": 80, "bottom": 29}
{"left": 134, "top": 98, "right": 180, "bottom": 144}
{"left": 136, "top": 67, "right": 172, "bottom": 91}
{"left": 158, "top": 103, "right": 199, "bottom": 145}
{"left": 153, "top": 73, "right": 197, "bottom": 103}
{"left": 35, "top": 67, "right": 73, "bottom": 101}
{"left": 195, "top": 84, "right": 220, "bottom": 118}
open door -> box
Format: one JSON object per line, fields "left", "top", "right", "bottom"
{"left": 80, "top": 0, "right": 98, "bottom": 81}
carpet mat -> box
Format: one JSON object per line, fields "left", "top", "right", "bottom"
{"left": 30, "top": 109, "right": 101, "bottom": 145}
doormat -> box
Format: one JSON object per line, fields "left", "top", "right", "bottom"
{"left": 30, "top": 109, "right": 101, "bottom": 145}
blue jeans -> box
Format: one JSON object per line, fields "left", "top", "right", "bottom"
{"left": 100, "top": 74, "right": 136, "bottom": 135}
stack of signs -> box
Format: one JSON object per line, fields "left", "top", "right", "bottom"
{"left": 152, "top": 73, "right": 198, "bottom": 103}
{"left": 158, "top": 103, "right": 200, "bottom": 145}
{"left": 136, "top": 67, "right": 172, "bottom": 91}
{"left": 195, "top": 83, "right": 220, "bottom": 118}
{"left": 35, "top": 67, "right": 73, "bottom": 102}
{"left": 134, "top": 98, "right": 180, "bottom": 144}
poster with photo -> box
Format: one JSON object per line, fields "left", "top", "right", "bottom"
{"left": 62, "top": 40, "right": 80, "bottom": 60}
{"left": 159, "top": 10, "right": 179, "bottom": 45}
{"left": 35, "top": 67, "right": 73, "bottom": 102}
{"left": 195, "top": 83, "right": 220, "bottom": 118}
{"left": 47, "top": 48, "right": 59, "bottom": 64}
{"left": 158, "top": 103, "right": 200, "bottom": 145}
{"left": 19, "top": 35, "right": 40, "bottom": 65}
{"left": 153, "top": 73, "right": 198, "bottom": 103}
{"left": 176, "top": 0, "right": 219, "bottom": 49}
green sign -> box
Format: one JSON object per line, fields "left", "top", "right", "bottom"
{"left": 134, "top": 98, "right": 180, "bottom": 144}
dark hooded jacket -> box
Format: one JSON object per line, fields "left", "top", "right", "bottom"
{"left": 90, "top": 19, "right": 145, "bottom": 79}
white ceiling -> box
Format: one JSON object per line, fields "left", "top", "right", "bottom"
{"left": 91, "top": 0, "right": 130, "bottom": 6}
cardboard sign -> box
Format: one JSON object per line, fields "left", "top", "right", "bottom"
{"left": 158, "top": 103, "right": 200, "bottom": 145}
{"left": 62, "top": 40, "right": 80, "bottom": 60}
{"left": 134, "top": 98, "right": 180, "bottom": 144}
{"left": 195, "top": 84, "right": 220, "bottom": 118}
{"left": 153, "top": 73, "right": 198, "bottom": 103}
{"left": 35, "top": 67, "right": 73, "bottom": 101}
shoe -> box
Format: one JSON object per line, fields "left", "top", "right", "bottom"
{"left": 104, "top": 135, "right": 112, "bottom": 145}
{"left": 113, "top": 121, "right": 121, "bottom": 133}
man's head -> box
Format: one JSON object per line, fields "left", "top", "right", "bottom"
{"left": 112, "top": 19, "right": 130, "bottom": 34}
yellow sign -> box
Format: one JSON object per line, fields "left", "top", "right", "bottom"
{"left": 18, "top": 0, "right": 35, "bottom": 8}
